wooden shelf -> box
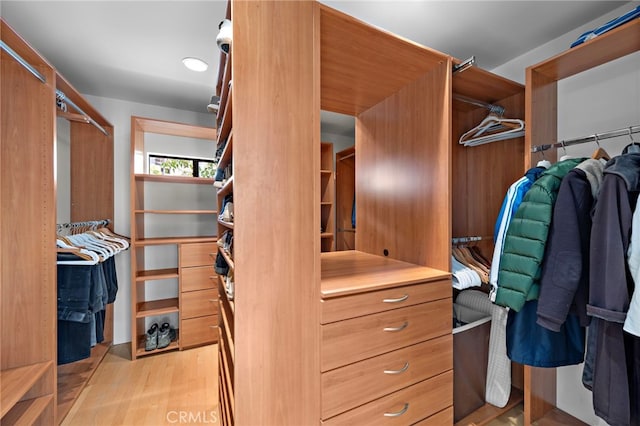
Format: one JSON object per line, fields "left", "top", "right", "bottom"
{"left": 320, "top": 169, "right": 332, "bottom": 175}
{"left": 1, "top": 361, "right": 52, "bottom": 417}
{"left": 321, "top": 233, "right": 334, "bottom": 239}
{"left": 217, "top": 132, "right": 234, "bottom": 171}
{"left": 134, "top": 236, "right": 217, "bottom": 246}
{"left": 135, "top": 330, "right": 180, "bottom": 357}
{"left": 220, "top": 296, "right": 235, "bottom": 365}
{"left": 2, "top": 395, "right": 53, "bottom": 425}
{"left": 136, "top": 268, "right": 179, "bottom": 281}
{"left": 217, "top": 85, "right": 233, "bottom": 146}
{"left": 218, "top": 219, "right": 234, "bottom": 230}
{"left": 218, "top": 275, "right": 235, "bottom": 316}
{"left": 136, "top": 298, "right": 179, "bottom": 318}
{"left": 134, "top": 174, "right": 214, "bottom": 185}
{"left": 217, "top": 50, "right": 232, "bottom": 126}
{"left": 218, "top": 246, "right": 235, "bottom": 271}
{"left": 454, "top": 387, "right": 523, "bottom": 426}
{"left": 217, "top": 175, "right": 234, "bottom": 197}
{"left": 321, "top": 202, "right": 332, "bottom": 206}
{"left": 452, "top": 66, "right": 524, "bottom": 112}
{"left": 134, "top": 210, "right": 217, "bottom": 215}
{"left": 531, "top": 19, "right": 640, "bottom": 81}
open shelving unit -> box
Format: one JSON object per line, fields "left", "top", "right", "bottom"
{"left": 129, "top": 116, "right": 218, "bottom": 359}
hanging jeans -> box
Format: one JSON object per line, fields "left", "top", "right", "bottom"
{"left": 57, "top": 262, "right": 93, "bottom": 365}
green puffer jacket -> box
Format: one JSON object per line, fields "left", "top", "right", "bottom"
{"left": 495, "top": 157, "right": 586, "bottom": 311}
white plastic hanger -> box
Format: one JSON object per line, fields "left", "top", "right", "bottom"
{"left": 459, "top": 112, "right": 525, "bottom": 147}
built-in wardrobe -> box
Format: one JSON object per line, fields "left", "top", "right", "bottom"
{"left": 1, "top": 19, "right": 115, "bottom": 424}
{"left": 214, "top": 1, "right": 574, "bottom": 425}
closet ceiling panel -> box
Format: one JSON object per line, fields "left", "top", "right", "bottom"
{"left": 319, "top": 4, "right": 449, "bottom": 116}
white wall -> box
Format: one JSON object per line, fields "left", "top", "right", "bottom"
{"left": 82, "top": 94, "right": 213, "bottom": 345}
{"left": 492, "top": 3, "right": 640, "bottom": 424}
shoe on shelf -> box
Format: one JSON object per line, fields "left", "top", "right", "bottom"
{"left": 157, "top": 322, "right": 172, "bottom": 349}
{"left": 145, "top": 323, "right": 158, "bottom": 351}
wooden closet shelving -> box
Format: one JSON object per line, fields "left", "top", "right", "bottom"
{"left": 321, "top": 141, "right": 335, "bottom": 252}
{"left": 521, "top": 17, "right": 640, "bottom": 426}
{"left": 335, "top": 146, "right": 355, "bottom": 251}
{"left": 130, "top": 116, "right": 218, "bottom": 360}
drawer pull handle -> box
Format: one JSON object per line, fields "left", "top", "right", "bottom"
{"left": 209, "top": 325, "right": 218, "bottom": 329}
{"left": 209, "top": 252, "right": 215, "bottom": 258}
{"left": 209, "top": 299, "right": 217, "bottom": 302}
{"left": 384, "top": 362, "right": 409, "bottom": 375}
{"left": 384, "top": 403, "right": 409, "bottom": 417}
{"left": 383, "top": 321, "right": 408, "bottom": 332}
{"left": 383, "top": 294, "right": 409, "bottom": 303}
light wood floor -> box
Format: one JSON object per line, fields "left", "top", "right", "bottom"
{"left": 61, "top": 344, "right": 218, "bottom": 426}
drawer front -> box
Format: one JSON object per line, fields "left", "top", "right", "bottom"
{"left": 182, "top": 289, "right": 218, "bottom": 319}
{"left": 181, "top": 315, "right": 218, "bottom": 347}
{"left": 322, "top": 371, "right": 452, "bottom": 425}
{"left": 322, "top": 280, "right": 450, "bottom": 324}
{"left": 180, "top": 242, "right": 217, "bottom": 268}
{"left": 182, "top": 265, "right": 216, "bottom": 292}
{"left": 322, "top": 335, "right": 452, "bottom": 419}
{"left": 322, "top": 299, "right": 451, "bottom": 372}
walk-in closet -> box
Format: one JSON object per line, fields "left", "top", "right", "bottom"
{"left": 2, "top": 2, "right": 639, "bottom": 426}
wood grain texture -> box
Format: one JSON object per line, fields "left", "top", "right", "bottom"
{"left": 524, "top": 366, "right": 556, "bottom": 425}
{"left": 181, "top": 315, "right": 218, "bottom": 348}
{"left": 321, "top": 299, "right": 451, "bottom": 371}
{"left": 61, "top": 344, "right": 218, "bottom": 426}
{"left": 232, "top": 1, "right": 321, "bottom": 423}
{"left": 531, "top": 19, "right": 640, "bottom": 81}
{"left": 321, "top": 142, "right": 335, "bottom": 252}
{"left": 1, "top": 19, "right": 57, "bottom": 423}
{"left": 322, "top": 278, "right": 450, "bottom": 324}
{"left": 322, "top": 371, "right": 453, "bottom": 425}
{"left": 133, "top": 116, "right": 217, "bottom": 140}
{"left": 319, "top": 4, "right": 449, "bottom": 115}
{"left": 322, "top": 335, "right": 452, "bottom": 419}
{"left": 180, "top": 242, "right": 217, "bottom": 268}
{"left": 414, "top": 407, "right": 454, "bottom": 426}
{"left": 452, "top": 66, "right": 524, "bottom": 110}
{"left": 454, "top": 387, "right": 524, "bottom": 426}
{"left": 321, "top": 251, "right": 450, "bottom": 299}
{"left": 181, "top": 266, "right": 215, "bottom": 292}
{"left": 451, "top": 90, "right": 525, "bottom": 253}
{"left": 356, "top": 61, "right": 451, "bottom": 272}
{"left": 335, "top": 146, "right": 356, "bottom": 251}
{"left": 181, "top": 289, "right": 218, "bottom": 319}
{"left": 525, "top": 69, "right": 558, "bottom": 169}
{"left": 70, "top": 121, "right": 114, "bottom": 224}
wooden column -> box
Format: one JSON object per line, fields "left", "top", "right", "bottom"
{"left": 233, "top": 1, "right": 321, "bottom": 424}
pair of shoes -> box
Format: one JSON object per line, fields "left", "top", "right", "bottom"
{"left": 145, "top": 322, "right": 176, "bottom": 351}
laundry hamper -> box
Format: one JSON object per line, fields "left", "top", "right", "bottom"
{"left": 453, "top": 303, "right": 492, "bottom": 422}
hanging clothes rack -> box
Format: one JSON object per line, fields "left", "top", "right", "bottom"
{"left": 452, "top": 235, "right": 491, "bottom": 245}
{"left": 55, "top": 89, "right": 109, "bottom": 136}
{"left": 532, "top": 124, "right": 640, "bottom": 153}
{"left": 0, "top": 40, "right": 46, "bottom": 83}
{"left": 452, "top": 94, "right": 505, "bottom": 115}
{"left": 57, "top": 219, "right": 111, "bottom": 235}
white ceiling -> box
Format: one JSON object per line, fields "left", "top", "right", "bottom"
{"left": 1, "top": 1, "right": 633, "bottom": 135}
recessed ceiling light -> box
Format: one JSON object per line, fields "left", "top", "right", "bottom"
{"left": 182, "top": 57, "right": 208, "bottom": 72}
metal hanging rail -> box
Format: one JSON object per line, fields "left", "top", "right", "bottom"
{"left": 532, "top": 124, "right": 640, "bottom": 153}
{"left": 452, "top": 235, "right": 491, "bottom": 245}
{"left": 452, "top": 55, "right": 476, "bottom": 74}
{"left": 56, "top": 90, "right": 109, "bottom": 136}
{"left": 452, "top": 94, "right": 505, "bottom": 116}
{"left": 0, "top": 40, "right": 46, "bottom": 83}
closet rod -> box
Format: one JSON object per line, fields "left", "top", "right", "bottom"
{"left": 56, "top": 89, "right": 109, "bottom": 136}
{"left": 452, "top": 94, "right": 505, "bottom": 116}
{"left": 0, "top": 40, "right": 46, "bottom": 83}
{"left": 531, "top": 124, "right": 640, "bottom": 153}
{"left": 452, "top": 235, "right": 491, "bottom": 244}
{"left": 452, "top": 55, "right": 475, "bottom": 74}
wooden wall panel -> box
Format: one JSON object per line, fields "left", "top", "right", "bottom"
{"left": 335, "top": 147, "right": 355, "bottom": 251}
{"left": 451, "top": 92, "right": 525, "bottom": 257}
{"left": 526, "top": 69, "right": 558, "bottom": 169}
{"left": 356, "top": 61, "right": 451, "bottom": 272}
{"left": 233, "top": 1, "right": 321, "bottom": 424}
{"left": 1, "top": 28, "right": 57, "bottom": 413}
{"left": 70, "top": 122, "right": 114, "bottom": 224}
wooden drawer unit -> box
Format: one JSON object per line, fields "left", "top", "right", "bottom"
{"left": 181, "top": 315, "right": 218, "bottom": 348}
{"left": 413, "top": 407, "right": 453, "bottom": 425}
{"left": 322, "top": 371, "right": 453, "bottom": 425}
{"left": 322, "top": 279, "right": 450, "bottom": 324}
{"left": 321, "top": 298, "right": 451, "bottom": 371}
{"left": 182, "top": 265, "right": 215, "bottom": 292}
{"left": 180, "top": 242, "right": 217, "bottom": 268}
{"left": 322, "top": 334, "right": 452, "bottom": 419}
{"left": 182, "top": 288, "right": 218, "bottom": 319}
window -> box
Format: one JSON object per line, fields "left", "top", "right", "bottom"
{"left": 149, "top": 154, "right": 216, "bottom": 178}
